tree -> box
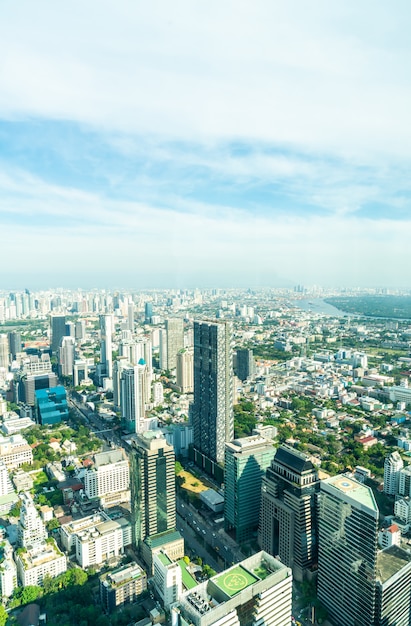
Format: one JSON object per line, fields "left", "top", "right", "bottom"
{"left": 0, "top": 605, "right": 7, "bottom": 626}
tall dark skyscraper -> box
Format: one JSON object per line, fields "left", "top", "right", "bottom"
{"left": 259, "top": 444, "right": 319, "bottom": 582}
{"left": 192, "top": 320, "right": 233, "bottom": 474}
{"left": 235, "top": 348, "right": 255, "bottom": 381}
{"left": 51, "top": 315, "right": 66, "bottom": 354}
{"left": 8, "top": 331, "right": 21, "bottom": 360}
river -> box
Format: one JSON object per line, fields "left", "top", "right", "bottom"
{"left": 295, "top": 298, "right": 348, "bottom": 317}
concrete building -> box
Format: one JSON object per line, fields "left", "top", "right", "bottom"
{"left": 100, "top": 562, "right": 147, "bottom": 614}
{"left": 84, "top": 448, "right": 130, "bottom": 507}
{"left": 192, "top": 320, "right": 233, "bottom": 474}
{"left": 172, "top": 551, "right": 292, "bottom": 626}
{"left": 60, "top": 511, "right": 131, "bottom": 569}
{"left": 375, "top": 545, "right": 411, "bottom": 626}
{"left": 16, "top": 539, "right": 67, "bottom": 587}
{"left": 73, "top": 359, "right": 89, "bottom": 387}
{"left": 8, "top": 331, "right": 21, "bottom": 360}
{"left": 378, "top": 524, "right": 401, "bottom": 549}
{"left": 258, "top": 445, "right": 319, "bottom": 582}
{"left": 0, "top": 539, "right": 17, "bottom": 600}
{"left": 165, "top": 318, "right": 184, "bottom": 371}
{"left": 100, "top": 313, "right": 113, "bottom": 381}
{"left": 21, "top": 372, "right": 58, "bottom": 406}
{"left": 0, "top": 334, "right": 8, "bottom": 369}
{"left": 224, "top": 435, "right": 276, "bottom": 543}
{"left": 120, "top": 363, "right": 148, "bottom": 433}
{"left": 153, "top": 550, "right": 183, "bottom": 610}
{"left": 384, "top": 451, "right": 404, "bottom": 495}
{"left": 0, "top": 434, "right": 33, "bottom": 469}
{"left": 317, "top": 475, "right": 379, "bottom": 626}
{"left": 176, "top": 349, "right": 194, "bottom": 393}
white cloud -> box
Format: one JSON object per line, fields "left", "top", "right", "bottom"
{"left": 1, "top": 1, "right": 411, "bottom": 160}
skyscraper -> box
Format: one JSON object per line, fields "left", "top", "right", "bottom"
{"left": 130, "top": 430, "right": 176, "bottom": 548}
{"left": 192, "top": 320, "right": 233, "bottom": 472}
{"left": 8, "top": 331, "right": 21, "bottom": 360}
{"left": 100, "top": 314, "right": 113, "bottom": 380}
{"left": 317, "top": 475, "right": 378, "bottom": 626}
{"left": 235, "top": 348, "right": 255, "bottom": 382}
{"left": 0, "top": 334, "right": 8, "bottom": 369}
{"left": 165, "top": 318, "right": 184, "bottom": 371}
{"left": 120, "top": 363, "right": 148, "bottom": 434}
{"left": 224, "top": 435, "right": 276, "bottom": 543}
{"left": 258, "top": 444, "right": 319, "bottom": 581}
{"left": 50, "top": 315, "right": 66, "bottom": 354}
{"left": 58, "top": 336, "right": 75, "bottom": 377}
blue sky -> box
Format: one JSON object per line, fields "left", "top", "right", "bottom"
{"left": 1, "top": 1, "right": 411, "bottom": 290}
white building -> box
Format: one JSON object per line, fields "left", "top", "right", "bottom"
{"left": 395, "top": 497, "right": 411, "bottom": 525}
{"left": 120, "top": 363, "right": 148, "bottom": 433}
{"left": 0, "top": 539, "right": 17, "bottom": 600}
{"left": 384, "top": 451, "right": 404, "bottom": 495}
{"left": 176, "top": 349, "right": 194, "bottom": 393}
{"left": 16, "top": 539, "right": 67, "bottom": 587}
{"left": 84, "top": 449, "right": 130, "bottom": 507}
{"left": 152, "top": 381, "right": 164, "bottom": 406}
{"left": 153, "top": 551, "right": 183, "bottom": 609}
{"left": 0, "top": 434, "right": 33, "bottom": 469}
{"left": 60, "top": 511, "right": 131, "bottom": 569}
{"left": 18, "top": 492, "right": 47, "bottom": 548}
{"left": 378, "top": 524, "right": 401, "bottom": 549}
{"left": 58, "top": 336, "right": 75, "bottom": 377}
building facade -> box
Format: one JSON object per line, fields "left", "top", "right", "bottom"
{"left": 384, "top": 451, "right": 404, "bottom": 495}
{"left": 84, "top": 448, "right": 130, "bottom": 507}
{"left": 192, "top": 320, "right": 233, "bottom": 470}
{"left": 258, "top": 445, "right": 319, "bottom": 582}
{"left": 224, "top": 435, "right": 276, "bottom": 543}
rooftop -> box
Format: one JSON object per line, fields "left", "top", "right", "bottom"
{"left": 376, "top": 545, "right": 411, "bottom": 585}
{"left": 274, "top": 444, "right": 315, "bottom": 474}
{"left": 323, "top": 474, "right": 378, "bottom": 513}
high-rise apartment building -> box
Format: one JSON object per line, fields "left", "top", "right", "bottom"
{"left": 120, "top": 363, "right": 148, "bottom": 433}
{"left": 384, "top": 451, "right": 404, "bottom": 495}
{"left": 258, "top": 444, "right": 319, "bottom": 581}
{"left": 192, "top": 320, "right": 233, "bottom": 472}
{"left": 317, "top": 475, "right": 378, "bottom": 626}
{"left": 130, "top": 431, "right": 176, "bottom": 550}
{"left": 50, "top": 315, "right": 66, "bottom": 353}
{"left": 165, "top": 318, "right": 184, "bottom": 371}
{"left": 176, "top": 349, "right": 194, "bottom": 393}
{"left": 225, "top": 435, "right": 276, "bottom": 543}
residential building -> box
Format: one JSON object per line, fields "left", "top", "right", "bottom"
{"left": 18, "top": 493, "right": 47, "bottom": 548}
{"left": 258, "top": 444, "right": 319, "bottom": 581}
{"left": 120, "top": 363, "right": 148, "bottom": 433}
{"left": 172, "top": 551, "right": 292, "bottom": 626}
{"left": 0, "top": 539, "right": 17, "bottom": 600}
{"left": 100, "top": 313, "right": 113, "bottom": 381}
{"left": 84, "top": 448, "right": 130, "bottom": 507}
{"left": 192, "top": 320, "right": 233, "bottom": 474}
{"left": 165, "top": 318, "right": 184, "bottom": 371}
{"left": 16, "top": 540, "right": 67, "bottom": 587}
{"left": 176, "top": 349, "right": 194, "bottom": 393}
{"left": 378, "top": 524, "right": 401, "bottom": 549}
{"left": 0, "top": 334, "right": 9, "bottom": 369}
{"left": 317, "top": 475, "right": 378, "bottom": 626}
{"left": 100, "top": 562, "right": 147, "bottom": 614}
{"left": 224, "top": 435, "right": 276, "bottom": 543}
{"left": 384, "top": 451, "right": 404, "bottom": 495}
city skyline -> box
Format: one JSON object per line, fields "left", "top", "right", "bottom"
{"left": 1, "top": 2, "right": 411, "bottom": 288}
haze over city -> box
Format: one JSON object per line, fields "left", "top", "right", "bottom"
{"left": 1, "top": 1, "right": 411, "bottom": 289}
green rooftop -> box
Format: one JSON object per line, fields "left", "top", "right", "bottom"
{"left": 213, "top": 565, "right": 258, "bottom": 597}
{"left": 177, "top": 559, "right": 198, "bottom": 590}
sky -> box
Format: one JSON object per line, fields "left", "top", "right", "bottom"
{"left": 1, "top": 1, "right": 411, "bottom": 290}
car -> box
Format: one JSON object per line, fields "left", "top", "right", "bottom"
{"left": 202, "top": 529, "right": 206, "bottom": 534}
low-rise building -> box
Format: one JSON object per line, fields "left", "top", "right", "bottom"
{"left": 0, "top": 434, "right": 33, "bottom": 469}
{"left": 16, "top": 539, "right": 67, "bottom": 587}
{"left": 153, "top": 550, "right": 183, "bottom": 609}
{"left": 100, "top": 562, "right": 147, "bottom": 614}
{"left": 60, "top": 511, "right": 131, "bottom": 568}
